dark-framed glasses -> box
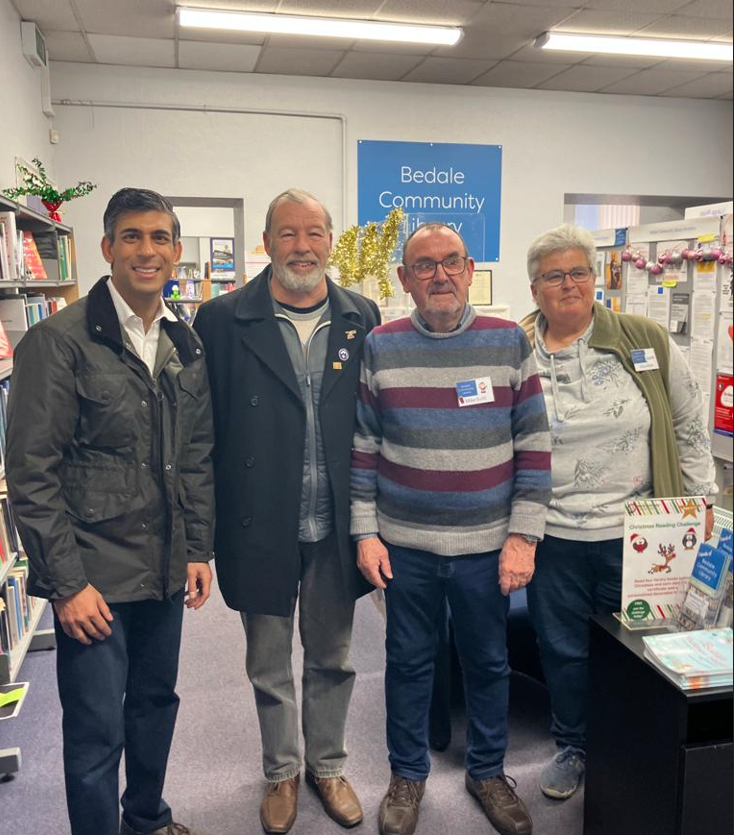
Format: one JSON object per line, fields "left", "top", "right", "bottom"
{"left": 406, "top": 255, "right": 468, "bottom": 281}
{"left": 535, "top": 266, "right": 594, "bottom": 287}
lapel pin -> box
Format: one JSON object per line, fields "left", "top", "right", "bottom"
{"left": 333, "top": 361, "right": 343, "bottom": 370}
{"left": 338, "top": 348, "right": 350, "bottom": 361}
{"left": 345, "top": 330, "right": 357, "bottom": 340}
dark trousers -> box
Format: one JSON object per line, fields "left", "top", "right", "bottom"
{"left": 526, "top": 535, "right": 622, "bottom": 750}
{"left": 54, "top": 591, "right": 185, "bottom": 835}
{"left": 384, "top": 545, "right": 510, "bottom": 781}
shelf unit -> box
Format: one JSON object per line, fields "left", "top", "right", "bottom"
{"left": 0, "top": 360, "right": 55, "bottom": 777}
{"left": 0, "top": 193, "right": 79, "bottom": 308}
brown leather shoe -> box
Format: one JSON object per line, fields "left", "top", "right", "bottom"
{"left": 120, "top": 821, "right": 200, "bottom": 835}
{"left": 378, "top": 774, "right": 426, "bottom": 835}
{"left": 465, "top": 773, "right": 532, "bottom": 835}
{"left": 260, "top": 775, "right": 299, "bottom": 834}
{"left": 306, "top": 772, "right": 364, "bottom": 827}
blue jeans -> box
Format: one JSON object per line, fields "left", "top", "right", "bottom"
{"left": 526, "top": 535, "right": 622, "bottom": 750}
{"left": 384, "top": 545, "right": 510, "bottom": 781}
{"left": 55, "top": 591, "right": 184, "bottom": 835}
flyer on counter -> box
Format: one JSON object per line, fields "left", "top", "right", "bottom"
{"left": 619, "top": 496, "right": 707, "bottom": 627}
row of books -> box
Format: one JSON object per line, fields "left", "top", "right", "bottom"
{"left": 0, "top": 378, "right": 9, "bottom": 475}
{"left": 0, "top": 210, "right": 73, "bottom": 283}
{"left": 677, "top": 527, "right": 733, "bottom": 631}
{"left": 0, "top": 293, "right": 67, "bottom": 351}
{"left": 0, "top": 488, "right": 38, "bottom": 663}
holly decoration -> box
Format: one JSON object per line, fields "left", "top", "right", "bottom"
{"left": 2, "top": 157, "right": 96, "bottom": 221}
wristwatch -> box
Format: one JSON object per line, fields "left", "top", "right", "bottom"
{"left": 519, "top": 534, "right": 540, "bottom": 544}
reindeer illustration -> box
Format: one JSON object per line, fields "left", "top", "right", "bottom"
{"left": 649, "top": 543, "right": 677, "bottom": 574}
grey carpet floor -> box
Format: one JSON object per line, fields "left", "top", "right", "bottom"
{"left": 1, "top": 579, "right": 584, "bottom": 835}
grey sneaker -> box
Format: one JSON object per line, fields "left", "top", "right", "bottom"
{"left": 540, "top": 746, "right": 586, "bottom": 799}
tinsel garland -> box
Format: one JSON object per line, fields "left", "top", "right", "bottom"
{"left": 2, "top": 157, "right": 96, "bottom": 206}
{"left": 329, "top": 207, "right": 404, "bottom": 299}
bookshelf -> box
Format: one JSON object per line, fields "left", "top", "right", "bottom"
{"left": 0, "top": 362, "right": 55, "bottom": 777}
{"left": 0, "top": 195, "right": 79, "bottom": 342}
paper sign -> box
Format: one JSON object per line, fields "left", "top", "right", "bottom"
{"left": 621, "top": 497, "right": 707, "bottom": 624}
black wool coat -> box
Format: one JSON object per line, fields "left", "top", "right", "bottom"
{"left": 193, "top": 267, "right": 380, "bottom": 616}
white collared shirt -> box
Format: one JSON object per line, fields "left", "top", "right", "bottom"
{"left": 107, "top": 277, "right": 178, "bottom": 375}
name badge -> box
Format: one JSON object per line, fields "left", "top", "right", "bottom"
{"left": 456, "top": 377, "right": 495, "bottom": 407}
{"left": 631, "top": 348, "right": 659, "bottom": 372}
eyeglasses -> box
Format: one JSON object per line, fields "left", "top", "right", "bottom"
{"left": 535, "top": 266, "right": 594, "bottom": 287}
{"left": 405, "top": 255, "right": 468, "bottom": 281}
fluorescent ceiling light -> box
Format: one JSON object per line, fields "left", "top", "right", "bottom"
{"left": 534, "top": 31, "right": 732, "bottom": 62}
{"left": 178, "top": 7, "right": 463, "bottom": 46}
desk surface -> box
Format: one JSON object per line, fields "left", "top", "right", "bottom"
{"left": 592, "top": 614, "right": 732, "bottom": 702}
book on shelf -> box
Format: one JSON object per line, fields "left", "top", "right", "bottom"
{"left": 0, "top": 295, "right": 30, "bottom": 349}
{"left": 0, "top": 221, "right": 10, "bottom": 281}
{"left": 642, "top": 627, "right": 733, "bottom": 690}
{"left": 0, "top": 211, "right": 19, "bottom": 281}
{"left": 21, "top": 231, "right": 48, "bottom": 280}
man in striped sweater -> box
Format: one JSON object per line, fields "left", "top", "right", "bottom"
{"left": 350, "top": 223, "right": 551, "bottom": 835}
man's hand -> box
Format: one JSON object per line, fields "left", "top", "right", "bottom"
{"left": 53, "top": 584, "right": 113, "bottom": 645}
{"left": 705, "top": 506, "right": 715, "bottom": 541}
{"left": 498, "top": 534, "right": 537, "bottom": 596}
{"left": 357, "top": 537, "right": 393, "bottom": 590}
{"left": 185, "top": 562, "right": 212, "bottom": 610}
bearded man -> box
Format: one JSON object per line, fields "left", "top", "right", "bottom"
{"left": 194, "top": 189, "right": 380, "bottom": 835}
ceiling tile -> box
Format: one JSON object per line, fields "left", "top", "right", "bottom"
{"left": 676, "top": 0, "right": 734, "bottom": 18}
{"left": 599, "top": 66, "right": 707, "bottom": 93}
{"left": 716, "top": 89, "right": 733, "bottom": 97}
{"left": 86, "top": 33, "right": 175, "bottom": 67}
{"left": 178, "top": 40, "right": 261, "bottom": 72}
{"left": 583, "top": 0, "right": 690, "bottom": 11}
{"left": 471, "top": 59, "right": 568, "bottom": 87}
{"left": 13, "top": 0, "right": 79, "bottom": 31}
{"left": 558, "top": 8, "right": 662, "bottom": 34}
{"left": 651, "top": 56, "right": 733, "bottom": 71}
{"left": 75, "top": 0, "right": 174, "bottom": 39}
{"left": 402, "top": 56, "right": 495, "bottom": 83}
{"left": 43, "top": 30, "right": 94, "bottom": 62}
{"left": 256, "top": 45, "right": 344, "bottom": 75}
{"left": 433, "top": 3, "right": 579, "bottom": 59}
{"left": 280, "top": 0, "right": 384, "bottom": 14}
{"left": 537, "top": 63, "right": 640, "bottom": 90}
{"left": 659, "top": 70, "right": 734, "bottom": 95}
{"left": 636, "top": 15, "right": 734, "bottom": 37}
{"left": 376, "top": 0, "right": 487, "bottom": 24}
{"left": 330, "top": 51, "right": 423, "bottom": 80}
{"left": 178, "top": 0, "right": 278, "bottom": 8}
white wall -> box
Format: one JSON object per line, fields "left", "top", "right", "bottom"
{"left": 0, "top": 0, "right": 57, "bottom": 189}
{"left": 48, "top": 61, "right": 733, "bottom": 316}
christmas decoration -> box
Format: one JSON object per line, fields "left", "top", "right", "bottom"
{"left": 328, "top": 208, "right": 404, "bottom": 299}
{"left": 2, "top": 157, "right": 96, "bottom": 221}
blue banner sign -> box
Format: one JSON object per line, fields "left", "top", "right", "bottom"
{"left": 358, "top": 140, "right": 502, "bottom": 262}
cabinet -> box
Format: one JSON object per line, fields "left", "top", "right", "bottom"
{"left": 584, "top": 615, "right": 733, "bottom": 835}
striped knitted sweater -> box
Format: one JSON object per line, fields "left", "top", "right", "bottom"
{"left": 350, "top": 307, "right": 552, "bottom": 556}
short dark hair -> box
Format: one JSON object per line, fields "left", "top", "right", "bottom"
{"left": 103, "top": 188, "right": 181, "bottom": 243}
{"left": 402, "top": 222, "right": 468, "bottom": 264}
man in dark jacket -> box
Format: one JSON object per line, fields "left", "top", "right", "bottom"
{"left": 194, "top": 189, "right": 380, "bottom": 835}
{"left": 6, "top": 188, "right": 215, "bottom": 835}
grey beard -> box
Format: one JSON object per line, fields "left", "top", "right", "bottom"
{"left": 272, "top": 261, "right": 326, "bottom": 293}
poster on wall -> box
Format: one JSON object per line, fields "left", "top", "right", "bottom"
{"left": 357, "top": 140, "right": 502, "bottom": 262}
{"left": 619, "top": 497, "right": 707, "bottom": 626}
{"left": 210, "top": 237, "right": 235, "bottom": 279}
{"left": 714, "top": 373, "right": 733, "bottom": 437}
